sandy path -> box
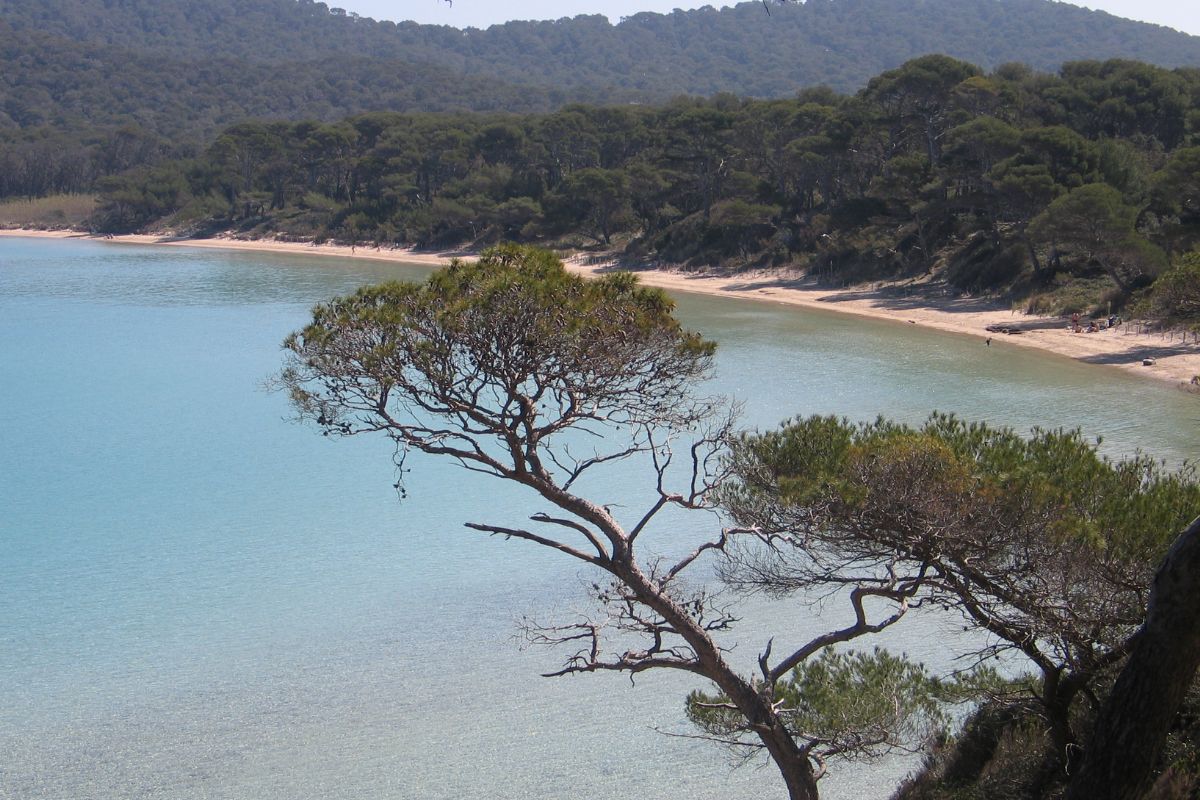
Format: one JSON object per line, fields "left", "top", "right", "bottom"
{"left": 4, "top": 229, "right": 1198, "bottom": 392}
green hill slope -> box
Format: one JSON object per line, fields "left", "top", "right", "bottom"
{"left": 2, "top": 0, "right": 1198, "bottom": 127}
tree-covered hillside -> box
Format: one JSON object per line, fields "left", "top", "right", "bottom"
{"left": 0, "top": 30, "right": 566, "bottom": 135}
{"left": 4, "top": 1, "right": 1200, "bottom": 325}
{"left": 3, "top": 0, "right": 1200, "bottom": 133}
{"left": 86, "top": 56, "right": 1200, "bottom": 327}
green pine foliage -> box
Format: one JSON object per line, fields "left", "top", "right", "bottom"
{"left": 66, "top": 54, "right": 1200, "bottom": 321}
{"left": 720, "top": 413, "right": 1200, "bottom": 796}
{"left": 4, "top": 0, "right": 1200, "bottom": 193}
{"left": 283, "top": 243, "right": 717, "bottom": 446}
{"left": 1146, "top": 252, "right": 1200, "bottom": 326}
{"left": 688, "top": 647, "right": 956, "bottom": 764}
{"left": 5, "top": 2, "right": 1200, "bottom": 319}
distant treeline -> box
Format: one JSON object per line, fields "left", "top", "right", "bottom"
{"left": 89, "top": 56, "right": 1200, "bottom": 321}
{"left": 3, "top": 0, "right": 1200, "bottom": 145}
{"left": 5, "top": 0, "right": 1200, "bottom": 100}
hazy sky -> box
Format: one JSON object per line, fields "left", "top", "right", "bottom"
{"left": 337, "top": 1, "right": 1200, "bottom": 36}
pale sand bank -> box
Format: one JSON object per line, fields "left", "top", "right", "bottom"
{"left": 4, "top": 229, "right": 1198, "bottom": 391}
{"left": 0, "top": 228, "right": 464, "bottom": 268}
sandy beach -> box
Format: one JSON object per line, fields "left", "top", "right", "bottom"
{"left": 5, "top": 229, "right": 1199, "bottom": 391}
{"left": 0, "top": 229, "right": 465, "bottom": 269}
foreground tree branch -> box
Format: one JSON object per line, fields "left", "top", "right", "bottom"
{"left": 719, "top": 413, "right": 1200, "bottom": 772}
{"left": 286, "top": 244, "right": 936, "bottom": 800}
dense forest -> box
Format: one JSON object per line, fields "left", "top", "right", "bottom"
{"left": 4, "top": 0, "right": 1199, "bottom": 100}
{"left": 3, "top": 0, "right": 1200, "bottom": 142}
{"left": 2, "top": 0, "right": 1198, "bottom": 323}
{"left": 6, "top": 0, "right": 1200, "bottom": 267}
{"left": 83, "top": 55, "right": 1200, "bottom": 325}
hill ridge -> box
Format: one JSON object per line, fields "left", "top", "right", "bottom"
{"left": 2, "top": 0, "right": 1198, "bottom": 104}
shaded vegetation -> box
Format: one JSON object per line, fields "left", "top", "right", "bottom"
{"left": 894, "top": 681, "right": 1200, "bottom": 800}
{"left": 718, "top": 413, "right": 1200, "bottom": 799}
{"left": 83, "top": 55, "right": 1200, "bottom": 322}
{"left": 3, "top": 0, "right": 1200, "bottom": 203}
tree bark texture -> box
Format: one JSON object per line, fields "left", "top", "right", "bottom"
{"left": 1066, "top": 516, "right": 1200, "bottom": 800}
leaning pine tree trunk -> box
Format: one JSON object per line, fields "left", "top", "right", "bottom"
{"left": 613, "top": 561, "right": 821, "bottom": 800}
{"left": 1066, "top": 516, "right": 1200, "bottom": 800}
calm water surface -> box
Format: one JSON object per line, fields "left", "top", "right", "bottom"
{"left": 2, "top": 238, "right": 1197, "bottom": 800}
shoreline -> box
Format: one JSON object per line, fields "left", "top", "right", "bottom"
{"left": 4, "top": 228, "right": 1198, "bottom": 391}
{"left": 0, "top": 228, "right": 467, "bottom": 268}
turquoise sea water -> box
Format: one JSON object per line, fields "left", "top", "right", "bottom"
{"left": 2, "top": 237, "right": 1197, "bottom": 800}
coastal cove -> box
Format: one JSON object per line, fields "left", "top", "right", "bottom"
{"left": 4, "top": 0, "right": 1200, "bottom": 794}
{"left": 5, "top": 229, "right": 1199, "bottom": 390}
{"left": 2, "top": 236, "right": 1199, "bottom": 800}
